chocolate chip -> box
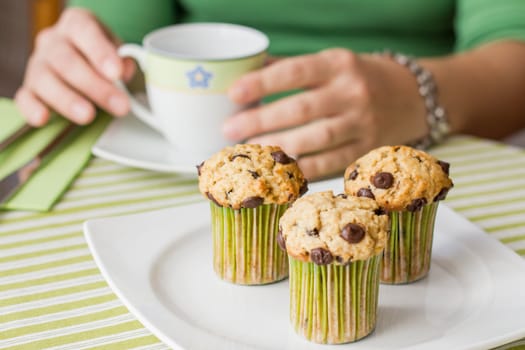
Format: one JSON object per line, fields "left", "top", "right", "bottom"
{"left": 348, "top": 169, "right": 358, "bottom": 180}
{"left": 335, "top": 256, "right": 344, "bottom": 264}
{"left": 306, "top": 228, "right": 319, "bottom": 237}
{"left": 299, "top": 180, "right": 308, "bottom": 196}
{"left": 341, "top": 223, "right": 365, "bottom": 244}
{"left": 231, "top": 154, "right": 250, "bottom": 161}
{"left": 206, "top": 192, "right": 221, "bottom": 206}
{"left": 357, "top": 188, "right": 375, "bottom": 199}
{"left": 196, "top": 161, "right": 204, "bottom": 176}
{"left": 372, "top": 172, "right": 394, "bottom": 189}
{"left": 277, "top": 229, "right": 286, "bottom": 252}
{"left": 310, "top": 248, "right": 333, "bottom": 265}
{"left": 407, "top": 197, "right": 427, "bottom": 212}
{"left": 437, "top": 160, "right": 450, "bottom": 175}
{"left": 287, "top": 171, "right": 294, "bottom": 179}
{"left": 248, "top": 170, "right": 260, "bottom": 179}
{"left": 241, "top": 196, "right": 264, "bottom": 208}
{"left": 271, "top": 150, "right": 294, "bottom": 164}
{"left": 434, "top": 187, "right": 450, "bottom": 202}
{"left": 374, "top": 208, "right": 387, "bottom": 216}
{"left": 414, "top": 156, "right": 422, "bottom": 163}
{"left": 336, "top": 193, "right": 348, "bottom": 199}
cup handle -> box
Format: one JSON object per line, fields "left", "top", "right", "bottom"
{"left": 117, "top": 44, "right": 162, "bottom": 131}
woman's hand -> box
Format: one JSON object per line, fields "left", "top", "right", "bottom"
{"left": 15, "top": 8, "right": 135, "bottom": 126}
{"left": 224, "top": 49, "right": 428, "bottom": 179}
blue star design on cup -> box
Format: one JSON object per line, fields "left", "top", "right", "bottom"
{"left": 186, "top": 65, "right": 213, "bottom": 89}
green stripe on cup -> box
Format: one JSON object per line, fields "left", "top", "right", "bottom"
{"left": 146, "top": 52, "right": 266, "bottom": 93}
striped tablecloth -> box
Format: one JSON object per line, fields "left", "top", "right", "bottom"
{"left": 1, "top": 135, "right": 524, "bottom": 350}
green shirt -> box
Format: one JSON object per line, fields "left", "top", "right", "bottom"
{"left": 69, "top": 0, "right": 525, "bottom": 57}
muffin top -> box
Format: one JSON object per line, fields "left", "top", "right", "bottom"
{"left": 343, "top": 145, "right": 453, "bottom": 212}
{"left": 198, "top": 144, "right": 308, "bottom": 209}
{"left": 278, "top": 191, "right": 388, "bottom": 265}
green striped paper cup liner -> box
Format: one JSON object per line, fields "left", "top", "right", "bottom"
{"left": 381, "top": 202, "right": 439, "bottom": 284}
{"left": 289, "top": 254, "right": 381, "bottom": 344}
{"left": 210, "top": 202, "right": 289, "bottom": 285}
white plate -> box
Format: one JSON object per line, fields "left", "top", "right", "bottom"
{"left": 84, "top": 179, "right": 525, "bottom": 350}
{"left": 92, "top": 113, "right": 197, "bottom": 174}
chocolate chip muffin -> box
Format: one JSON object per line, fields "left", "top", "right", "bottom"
{"left": 198, "top": 144, "right": 307, "bottom": 210}
{"left": 343, "top": 145, "right": 453, "bottom": 284}
{"left": 279, "top": 191, "right": 389, "bottom": 344}
{"left": 198, "top": 144, "right": 307, "bottom": 285}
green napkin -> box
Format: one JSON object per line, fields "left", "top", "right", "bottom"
{"left": 0, "top": 98, "right": 111, "bottom": 211}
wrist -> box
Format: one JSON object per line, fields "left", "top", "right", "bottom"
{"left": 363, "top": 53, "right": 428, "bottom": 145}
{"left": 382, "top": 51, "right": 451, "bottom": 149}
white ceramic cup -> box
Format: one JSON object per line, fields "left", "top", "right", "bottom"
{"left": 118, "top": 23, "right": 269, "bottom": 163}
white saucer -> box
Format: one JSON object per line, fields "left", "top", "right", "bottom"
{"left": 92, "top": 114, "right": 197, "bottom": 174}
{"left": 84, "top": 178, "right": 525, "bottom": 350}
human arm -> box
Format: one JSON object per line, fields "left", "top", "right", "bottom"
{"left": 223, "top": 0, "right": 525, "bottom": 180}
{"left": 421, "top": 41, "right": 525, "bottom": 140}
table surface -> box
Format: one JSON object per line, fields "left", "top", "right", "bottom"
{"left": 1, "top": 135, "right": 524, "bottom": 350}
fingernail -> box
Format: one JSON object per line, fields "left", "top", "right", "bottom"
{"left": 30, "top": 106, "right": 48, "bottom": 126}
{"left": 229, "top": 85, "right": 247, "bottom": 102}
{"left": 71, "top": 102, "right": 92, "bottom": 123}
{"left": 102, "top": 58, "right": 120, "bottom": 80}
{"left": 109, "top": 95, "right": 128, "bottom": 116}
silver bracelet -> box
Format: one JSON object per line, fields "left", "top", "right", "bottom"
{"left": 383, "top": 50, "right": 450, "bottom": 149}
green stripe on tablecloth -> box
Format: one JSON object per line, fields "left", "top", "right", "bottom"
{"left": 0, "top": 188, "right": 199, "bottom": 228}
{"left": 0, "top": 256, "right": 92, "bottom": 278}
{"left": 77, "top": 167, "right": 152, "bottom": 179}
{"left": 0, "top": 320, "right": 144, "bottom": 350}
{"left": 0, "top": 244, "right": 87, "bottom": 263}
{"left": 0, "top": 306, "right": 129, "bottom": 340}
{"left": 0, "top": 281, "right": 107, "bottom": 307}
{"left": 1, "top": 294, "right": 117, "bottom": 323}
{"left": 447, "top": 184, "right": 525, "bottom": 200}
{"left": 500, "top": 235, "right": 525, "bottom": 244}
{"left": 0, "top": 269, "right": 99, "bottom": 292}
{"left": 70, "top": 173, "right": 189, "bottom": 190}
{"left": 0, "top": 199, "right": 200, "bottom": 243}
{"left": 0, "top": 232, "right": 82, "bottom": 250}
{"left": 444, "top": 152, "right": 522, "bottom": 167}
{"left": 485, "top": 222, "right": 525, "bottom": 233}
{"left": 84, "top": 335, "right": 161, "bottom": 350}
{"left": 63, "top": 180, "right": 198, "bottom": 204}
{"left": 432, "top": 144, "right": 508, "bottom": 160}
{"left": 83, "top": 158, "right": 116, "bottom": 169}
{"left": 466, "top": 208, "right": 525, "bottom": 222}
{"left": 453, "top": 196, "right": 525, "bottom": 211}
{"left": 453, "top": 163, "right": 525, "bottom": 177}
{"left": 450, "top": 173, "right": 525, "bottom": 188}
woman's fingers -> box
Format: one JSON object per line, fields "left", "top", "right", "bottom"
{"left": 14, "top": 88, "right": 50, "bottom": 127}
{"left": 247, "top": 113, "right": 360, "bottom": 156}
{"left": 56, "top": 8, "right": 123, "bottom": 80}
{"left": 224, "top": 87, "right": 342, "bottom": 140}
{"left": 46, "top": 39, "right": 129, "bottom": 116}
{"left": 15, "top": 8, "right": 132, "bottom": 125}
{"left": 122, "top": 58, "right": 137, "bottom": 82}
{"left": 229, "top": 53, "right": 332, "bottom": 104}
{"left": 26, "top": 62, "right": 95, "bottom": 124}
